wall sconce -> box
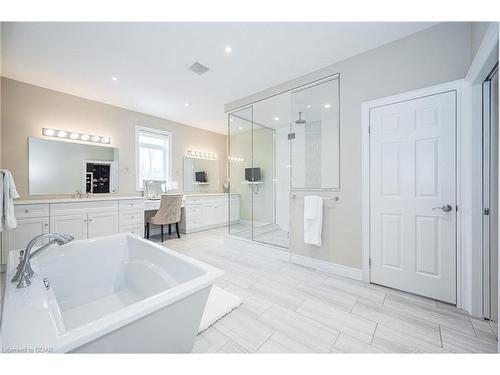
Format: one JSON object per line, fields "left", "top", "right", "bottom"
{"left": 186, "top": 150, "right": 217, "bottom": 160}
{"left": 42, "top": 128, "right": 111, "bottom": 144}
{"left": 228, "top": 155, "right": 244, "bottom": 163}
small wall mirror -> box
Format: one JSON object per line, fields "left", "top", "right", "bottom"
{"left": 143, "top": 180, "right": 165, "bottom": 200}
{"left": 28, "top": 137, "right": 119, "bottom": 195}
{"left": 183, "top": 156, "right": 220, "bottom": 193}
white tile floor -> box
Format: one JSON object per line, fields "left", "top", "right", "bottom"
{"left": 0, "top": 228, "right": 497, "bottom": 353}
{"left": 156, "top": 227, "right": 498, "bottom": 353}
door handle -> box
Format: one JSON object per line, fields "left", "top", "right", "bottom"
{"left": 432, "top": 204, "right": 453, "bottom": 212}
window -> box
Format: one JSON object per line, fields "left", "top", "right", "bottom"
{"left": 135, "top": 126, "right": 171, "bottom": 190}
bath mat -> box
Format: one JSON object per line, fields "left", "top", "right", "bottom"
{"left": 198, "top": 286, "right": 242, "bottom": 333}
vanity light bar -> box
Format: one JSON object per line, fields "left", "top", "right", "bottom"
{"left": 228, "top": 156, "right": 244, "bottom": 163}
{"left": 187, "top": 150, "right": 217, "bottom": 160}
{"left": 42, "top": 128, "right": 111, "bottom": 144}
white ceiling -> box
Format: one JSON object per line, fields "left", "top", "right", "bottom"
{"left": 1, "top": 22, "right": 436, "bottom": 134}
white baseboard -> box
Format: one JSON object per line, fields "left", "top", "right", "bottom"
{"left": 290, "top": 253, "right": 362, "bottom": 281}
{"left": 224, "top": 235, "right": 362, "bottom": 281}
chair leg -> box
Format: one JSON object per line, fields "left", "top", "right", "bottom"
{"left": 176, "top": 222, "right": 180, "bottom": 238}
{"left": 169, "top": 223, "right": 172, "bottom": 235}
{"left": 161, "top": 225, "right": 164, "bottom": 242}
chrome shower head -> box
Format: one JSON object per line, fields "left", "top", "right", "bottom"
{"left": 295, "top": 112, "right": 306, "bottom": 124}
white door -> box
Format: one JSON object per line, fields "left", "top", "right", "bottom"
{"left": 50, "top": 214, "right": 88, "bottom": 240}
{"left": 8, "top": 217, "right": 50, "bottom": 251}
{"left": 370, "top": 90, "right": 457, "bottom": 303}
{"left": 87, "top": 211, "right": 119, "bottom": 238}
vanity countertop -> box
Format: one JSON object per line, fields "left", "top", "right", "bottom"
{"left": 14, "top": 193, "right": 239, "bottom": 205}
{"left": 183, "top": 193, "right": 238, "bottom": 197}
{"left": 13, "top": 195, "right": 144, "bottom": 205}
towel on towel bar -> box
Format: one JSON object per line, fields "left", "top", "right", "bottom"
{"left": 0, "top": 169, "right": 20, "bottom": 232}
{"left": 304, "top": 195, "right": 323, "bottom": 246}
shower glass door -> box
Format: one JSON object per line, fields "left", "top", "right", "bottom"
{"left": 228, "top": 106, "right": 253, "bottom": 237}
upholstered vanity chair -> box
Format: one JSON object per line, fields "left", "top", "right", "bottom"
{"left": 146, "top": 194, "right": 183, "bottom": 242}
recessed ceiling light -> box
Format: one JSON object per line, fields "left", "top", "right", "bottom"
{"left": 306, "top": 105, "right": 311, "bottom": 109}
{"left": 273, "top": 117, "right": 280, "bottom": 121}
{"left": 184, "top": 102, "right": 189, "bottom": 107}
{"left": 225, "top": 46, "right": 232, "bottom": 53}
{"left": 324, "top": 103, "right": 331, "bottom": 109}
{"left": 111, "top": 76, "right": 118, "bottom": 81}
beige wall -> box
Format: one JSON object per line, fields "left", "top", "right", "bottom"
{"left": 0, "top": 77, "right": 227, "bottom": 199}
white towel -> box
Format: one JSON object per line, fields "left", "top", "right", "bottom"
{"left": 304, "top": 195, "right": 323, "bottom": 246}
{"left": 1, "top": 169, "right": 20, "bottom": 232}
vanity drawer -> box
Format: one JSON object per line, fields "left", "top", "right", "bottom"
{"left": 185, "top": 218, "right": 202, "bottom": 229}
{"left": 119, "top": 210, "right": 144, "bottom": 225}
{"left": 184, "top": 205, "right": 201, "bottom": 217}
{"left": 120, "top": 224, "right": 144, "bottom": 237}
{"left": 119, "top": 199, "right": 144, "bottom": 210}
{"left": 50, "top": 200, "right": 118, "bottom": 216}
{"left": 15, "top": 204, "right": 49, "bottom": 219}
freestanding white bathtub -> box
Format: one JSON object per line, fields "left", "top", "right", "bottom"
{"left": 0, "top": 233, "right": 223, "bottom": 353}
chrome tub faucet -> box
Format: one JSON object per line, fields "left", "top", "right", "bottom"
{"left": 11, "top": 233, "right": 74, "bottom": 288}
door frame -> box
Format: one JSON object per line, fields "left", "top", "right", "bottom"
{"left": 361, "top": 79, "right": 468, "bottom": 310}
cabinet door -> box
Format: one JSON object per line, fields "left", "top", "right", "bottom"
{"left": 88, "top": 211, "right": 119, "bottom": 238}
{"left": 214, "top": 202, "right": 227, "bottom": 225}
{"left": 8, "top": 217, "right": 50, "bottom": 252}
{"left": 50, "top": 214, "right": 88, "bottom": 240}
{"left": 201, "top": 203, "right": 216, "bottom": 227}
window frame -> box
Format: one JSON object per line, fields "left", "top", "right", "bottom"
{"left": 135, "top": 125, "right": 172, "bottom": 191}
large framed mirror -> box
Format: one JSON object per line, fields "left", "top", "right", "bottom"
{"left": 183, "top": 156, "right": 220, "bottom": 193}
{"left": 28, "top": 137, "right": 119, "bottom": 195}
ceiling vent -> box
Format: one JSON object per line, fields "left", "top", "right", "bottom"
{"left": 188, "top": 62, "right": 210, "bottom": 75}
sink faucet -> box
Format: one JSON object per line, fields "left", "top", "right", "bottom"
{"left": 11, "top": 233, "right": 74, "bottom": 288}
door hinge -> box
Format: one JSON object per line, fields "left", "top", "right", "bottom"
{"left": 288, "top": 132, "right": 296, "bottom": 140}
{"left": 484, "top": 208, "right": 490, "bottom": 215}
{"left": 368, "top": 258, "right": 372, "bottom": 266}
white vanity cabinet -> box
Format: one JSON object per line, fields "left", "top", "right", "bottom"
{"left": 7, "top": 217, "right": 50, "bottom": 252}
{"left": 118, "top": 199, "right": 145, "bottom": 236}
{"left": 1, "top": 197, "right": 144, "bottom": 266}
{"left": 180, "top": 194, "right": 240, "bottom": 234}
{"left": 49, "top": 200, "right": 120, "bottom": 240}
{"left": 50, "top": 214, "right": 88, "bottom": 240}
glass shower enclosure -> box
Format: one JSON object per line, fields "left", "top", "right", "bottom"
{"left": 227, "top": 74, "right": 340, "bottom": 251}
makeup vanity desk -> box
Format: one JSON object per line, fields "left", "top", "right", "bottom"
{"left": 145, "top": 193, "right": 240, "bottom": 234}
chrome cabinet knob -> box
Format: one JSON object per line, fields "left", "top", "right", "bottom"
{"left": 432, "top": 204, "right": 453, "bottom": 212}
